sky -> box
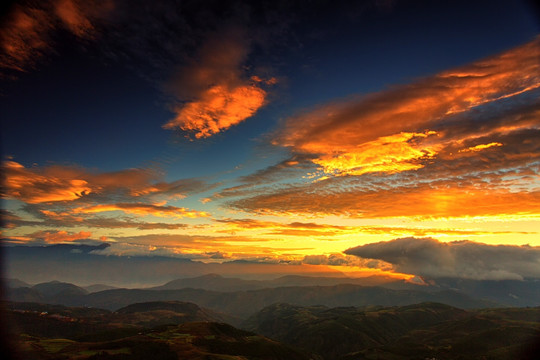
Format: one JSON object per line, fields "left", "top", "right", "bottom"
{"left": 1, "top": 0, "right": 540, "bottom": 282}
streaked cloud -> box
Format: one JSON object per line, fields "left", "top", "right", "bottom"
{"left": 1, "top": 161, "right": 212, "bottom": 235}
{"left": 7, "top": 230, "right": 94, "bottom": 244}
{"left": 302, "top": 253, "right": 390, "bottom": 268}
{"left": 94, "top": 233, "right": 314, "bottom": 262}
{"left": 1, "top": 160, "right": 213, "bottom": 204}
{"left": 345, "top": 237, "right": 540, "bottom": 280}
{"left": 214, "top": 217, "right": 535, "bottom": 238}
{"left": 231, "top": 183, "right": 540, "bottom": 219}
{"left": 458, "top": 142, "right": 503, "bottom": 153}
{"left": 216, "top": 218, "right": 353, "bottom": 237}
{"left": 2, "top": 161, "right": 92, "bottom": 203}
{"left": 73, "top": 202, "right": 209, "bottom": 219}
{"left": 1, "top": 207, "right": 188, "bottom": 231}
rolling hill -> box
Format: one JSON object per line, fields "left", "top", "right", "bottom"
{"left": 7, "top": 282, "right": 498, "bottom": 320}
{"left": 245, "top": 302, "right": 540, "bottom": 360}
{"left": 64, "top": 284, "right": 498, "bottom": 318}
{"left": 151, "top": 273, "right": 405, "bottom": 292}
{"left": 6, "top": 301, "right": 313, "bottom": 360}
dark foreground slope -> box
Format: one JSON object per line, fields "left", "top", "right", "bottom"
{"left": 5, "top": 301, "right": 313, "bottom": 360}
{"left": 245, "top": 302, "right": 540, "bottom": 360}
{"left": 6, "top": 300, "right": 540, "bottom": 360}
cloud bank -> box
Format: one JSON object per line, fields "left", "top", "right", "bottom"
{"left": 1, "top": 160, "right": 213, "bottom": 235}
{"left": 345, "top": 237, "right": 540, "bottom": 280}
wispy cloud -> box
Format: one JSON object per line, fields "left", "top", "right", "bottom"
{"left": 2, "top": 208, "right": 189, "bottom": 230}
{"left": 3, "top": 229, "right": 96, "bottom": 244}
{"left": 73, "top": 202, "right": 209, "bottom": 219}
{"left": 345, "top": 237, "right": 540, "bottom": 280}
{"left": 213, "top": 217, "right": 535, "bottom": 238}
{"left": 1, "top": 160, "right": 213, "bottom": 233}
{"left": 2, "top": 161, "right": 92, "bottom": 203}
{"left": 93, "top": 233, "right": 314, "bottom": 262}
{"left": 231, "top": 182, "right": 540, "bottom": 218}
{"left": 1, "top": 160, "right": 214, "bottom": 204}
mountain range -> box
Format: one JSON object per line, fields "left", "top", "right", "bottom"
{"left": 6, "top": 274, "right": 540, "bottom": 319}
{"left": 3, "top": 276, "right": 505, "bottom": 320}
{"left": 245, "top": 302, "right": 540, "bottom": 359}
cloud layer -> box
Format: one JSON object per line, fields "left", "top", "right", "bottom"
{"left": 1, "top": 160, "right": 213, "bottom": 233}
{"left": 274, "top": 37, "right": 540, "bottom": 176}
{"left": 227, "top": 38, "right": 540, "bottom": 219}
{"left": 345, "top": 237, "right": 540, "bottom": 280}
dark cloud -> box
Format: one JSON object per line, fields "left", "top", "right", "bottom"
{"left": 345, "top": 237, "right": 540, "bottom": 280}
{"left": 0, "top": 0, "right": 113, "bottom": 76}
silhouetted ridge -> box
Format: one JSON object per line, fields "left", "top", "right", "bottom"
{"left": 116, "top": 301, "right": 203, "bottom": 314}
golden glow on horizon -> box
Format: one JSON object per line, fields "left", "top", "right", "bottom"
{"left": 328, "top": 265, "right": 416, "bottom": 281}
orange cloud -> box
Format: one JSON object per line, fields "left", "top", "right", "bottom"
{"left": 312, "top": 131, "right": 440, "bottom": 177}
{"left": 273, "top": 37, "right": 540, "bottom": 179}
{"left": 458, "top": 142, "right": 503, "bottom": 153}
{"left": 2, "top": 161, "right": 92, "bottom": 203}
{"left": 101, "top": 233, "right": 316, "bottom": 261}
{"left": 215, "top": 217, "right": 533, "bottom": 238}
{"left": 1, "top": 208, "right": 187, "bottom": 230}
{"left": 163, "top": 27, "right": 273, "bottom": 138}
{"left": 0, "top": 5, "right": 53, "bottom": 72}
{"left": 30, "top": 230, "right": 92, "bottom": 244}
{"left": 73, "top": 203, "right": 209, "bottom": 218}
{"left": 40, "top": 209, "right": 84, "bottom": 222}
{"left": 54, "top": 0, "right": 99, "bottom": 38}
{"left": 216, "top": 218, "right": 355, "bottom": 236}
{"left": 1, "top": 161, "right": 212, "bottom": 204}
{"left": 229, "top": 39, "right": 540, "bottom": 220}
{"left": 231, "top": 183, "right": 540, "bottom": 219}
{"left": 164, "top": 83, "right": 267, "bottom": 138}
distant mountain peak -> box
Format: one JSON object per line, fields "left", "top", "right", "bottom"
{"left": 198, "top": 273, "right": 224, "bottom": 279}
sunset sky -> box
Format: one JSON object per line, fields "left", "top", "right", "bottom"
{"left": 1, "top": 0, "right": 539, "bottom": 280}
